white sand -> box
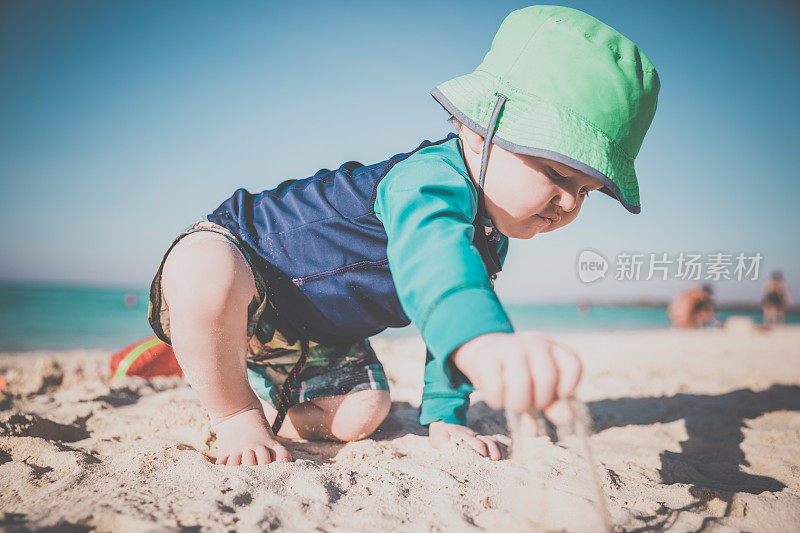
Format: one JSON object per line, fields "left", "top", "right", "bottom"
{"left": 1, "top": 326, "right": 799, "bottom": 531}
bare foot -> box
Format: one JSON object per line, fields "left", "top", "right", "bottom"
{"left": 213, "top": 405, "right": 292, "bottom": 465}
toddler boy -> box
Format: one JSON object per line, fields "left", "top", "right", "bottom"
{"left": 148, "top": 5, "right": 659, "bottom": 465}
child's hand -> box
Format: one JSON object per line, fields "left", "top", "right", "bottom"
{"left": 451, "top": 331, "right": 582, "bottom": 421}
{"left": 213, "top": 404, "right": 292, "bottom": 465}
{"left": 428, "top": 421, "right": 502, "bottom": 461}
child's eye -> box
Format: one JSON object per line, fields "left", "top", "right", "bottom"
{"left": 549, "top": 168, "right": 591, "bottom": 197}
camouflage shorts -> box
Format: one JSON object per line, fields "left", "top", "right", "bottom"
{"left": 148, "top": 218, "right": 390, "bottom": 409}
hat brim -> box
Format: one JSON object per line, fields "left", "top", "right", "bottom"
{"left": 431, "top": 78, "right": 642, "bottom": 214}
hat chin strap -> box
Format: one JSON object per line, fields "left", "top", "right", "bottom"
{"left": 476, "top": 93, "right": 508, "bottom": 242}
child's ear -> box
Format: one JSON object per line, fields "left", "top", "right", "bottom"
{"left": 459, "top": 125, "right": 485, "bottom": 156}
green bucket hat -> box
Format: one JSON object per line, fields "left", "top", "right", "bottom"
{"left": 432, "top": 5, "right": 660, "bottom": 217}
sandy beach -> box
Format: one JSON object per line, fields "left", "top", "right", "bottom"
{"left": 1, "top": 325, "right": 799, "bottom": 532}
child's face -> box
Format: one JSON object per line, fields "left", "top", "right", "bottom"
{"left": 459, "top": 127, "right": 605, "bottom": 239}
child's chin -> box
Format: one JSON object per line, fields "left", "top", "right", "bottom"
{"left": 512, "top": 226, "right": 540, "bottom": 239}
{"left": 518, "top": 221, "right": 561, "bottom": 238}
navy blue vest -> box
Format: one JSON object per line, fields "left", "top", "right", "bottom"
{"left": 207, "top": 134, "right": 502, "bottom": 345}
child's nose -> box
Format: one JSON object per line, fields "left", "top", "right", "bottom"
{"left": 555, "top": 189, "right": 578, "bottom": 212}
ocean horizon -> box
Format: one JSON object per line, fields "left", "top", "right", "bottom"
{"left": 1, "top": 281, "right": 796, "bottom": 352}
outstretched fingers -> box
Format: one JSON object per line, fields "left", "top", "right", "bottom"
{"left": 551, "top": 344, "right": 582, "bottom": 399}
{"left": 545, "top": 343, "right": 583, "bottom": 425}
{"left": 528, "top": 343, "right": 559, "bottom": 411}
{"left": 479, "top": 357, "right": 505, "bottom": 410}
{"left": 464, "top": 434, "right": 489, "bottom": 457}
{"left": 476, "top": 435, "right": 502, "bottom": 461}
{"left": 503, "top": 351, "right": 532, "bottom": 413}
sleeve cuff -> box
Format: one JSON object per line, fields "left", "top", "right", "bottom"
{"left": 419, "top": 395, "right": 470, "bottom": 426}
{"left": 421, "top": 284, "right": 514, "bottom": 386}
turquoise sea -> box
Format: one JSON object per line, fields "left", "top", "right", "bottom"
{"left": 1, "top": 282, "right": 797, "bottom": 352}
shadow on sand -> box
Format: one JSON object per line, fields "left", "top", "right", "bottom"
{"left": 588, "top": 384, "right": 800, "bottom": 531}
{"left": 282, "top": 384, "right": 798, "bottom": 531}
{"left": 287, "top": 400, "right": 427, "bottom": 462}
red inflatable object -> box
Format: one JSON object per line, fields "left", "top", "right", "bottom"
{"left": 110, "top": 336, "right": 183, "bottom": 379}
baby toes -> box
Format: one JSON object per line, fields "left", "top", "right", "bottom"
{"left": 242, "top": 449, "right": 257, "bottom": 466}
{"left": 254, "top": 445, "right": 272, "bottom": 465}
{"left": 272, "top": 444, "right": 292, "bottom": 462}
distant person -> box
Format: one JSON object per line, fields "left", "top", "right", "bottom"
{"left": 668, "top": 285, "right": 718, "bottom": 329}
{"left": 123, "top": 292, "right": 138, "bottom": 308}
{"left": 761, "top": 271, "right": 792, "bottom": 327}
{"left": 145, "top": 7, "right": 659, "bottom": 466}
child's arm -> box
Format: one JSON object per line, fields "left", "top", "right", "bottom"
{"left": 422, "top": 232, "right": 511, "bottom": 460}
{"left": 417, "top": 232, "right": 510, "bottom": 429}
{"left": 374, "top": 151, "right": 582, "bottom": 432}
{"left": 373, "top": 154, "right": 515, "bottom": 379}
{"left": 421, "top": 347, "right": 502, "bottom": 460}
{"left": 420, "top": 347, "right": 472, "bottom": 426}
{"left": 372, "top": 153, "right": 512, "bottom": 441}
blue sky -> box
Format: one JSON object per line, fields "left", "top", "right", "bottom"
{"left": 1, "top": 0, "right": 798, "bottom": 304}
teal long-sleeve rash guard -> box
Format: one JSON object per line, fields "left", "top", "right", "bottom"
{"left": 373, "top": 135, "right": 514, "bottom": 426}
